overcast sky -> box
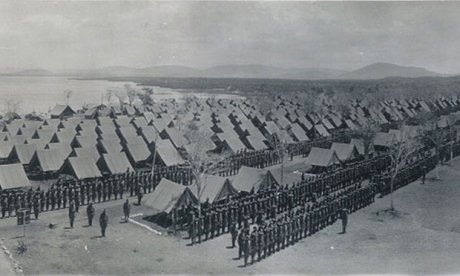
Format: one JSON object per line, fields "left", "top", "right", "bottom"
{"left": 1, "top": 1, "right": 460, "bottom": 73}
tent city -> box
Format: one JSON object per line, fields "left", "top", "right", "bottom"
{"left": 1, "top": 1, "right": 460, "bottom": 275}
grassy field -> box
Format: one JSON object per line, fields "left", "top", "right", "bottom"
{"left": 1, "top": 158, "right": 460, "bottom": 274}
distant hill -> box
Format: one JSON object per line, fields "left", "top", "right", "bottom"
{"left": 0, "top": 69, "right": 53, "bottom": 76}
{"left": 339, "top": 62, "right": 445, "bottom": 80}
{"left": 85, "top": 65, "right": 198, "bottom": 78}
{"left": 0, "top": 62, "right": 453, "bottom": 80}
{"left": 202, "top": 64, "right": 345, "bottom": 80}
{"left": 83, "top": 64, "right": 345, "bottom": 80}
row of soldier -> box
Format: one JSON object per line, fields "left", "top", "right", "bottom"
{"left": 235, "top": 182, "right": 377, "bottom": 266}
{"left": 219, "top": 150, "right": 282, "bottom": 177}
{"left": 180, "top": 152, "right": 390, "bottom": 239}
{"left": 0, "top": 170, "right": 154, "bottom": 219}
{"left": 186, "top": 163, "right": 378, "bottom": 247}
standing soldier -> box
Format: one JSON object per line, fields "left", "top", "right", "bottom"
{"left": 340, "top": 208, "right": 348, "bottom": 234}
{"left": 257, "top": 227, "right": 265, "bottom": 261}
{"left": 119, "top": 181, "right": 124, "bottom": 199}
{"left": 108, "top": 180, "right": 113, "bottom": 201}
{"left": 75, "top": 191, "right": 80, "bottom": 213}
{"left": 250, "top": 227, "right": 258, "bottom": 264}
{"left": 422, "top": 165, "right": 427, "bottom": 184}
{"left": 62, "top": 187, "right": 68, "bottom": 209}
{"left": 123, "top": 199, "right": 131, "bottom": 222}
{"left": 114, "top": 180, "right": 119, "bottom": 200}
{"left": 56, "top": 188, "right": 62, "bottom": 209}
{"left": 68, "top": 200, "right": 76, "bottom": 228}
{"left": 237, "top": 228, "right": 245, "bottom": 260}
{"left": 137, "top": 188, "right": 143, "bottom": 206}
{"left": 1, "top": 196, "right": 6, "bottom": 219}
{"left": 102, "top": 181, "right": 108, "bottom": 202}
{"left": 216, "top": 208, "right": 222, "bottom": 236}
{"left": 197, "top": 215, "right": 203, "bottom": 244}
{"left": 99, "top": 209, "right": 109, "bottom": 237}
{"left": 33, "top": 198, "right": 40, "bottom": 220}
{"left": 243, "top": 230, "right": 250, "bottom": 267}
{"left": 190, "top": 217, "right": 197, "bottom": 245}
{"left": 50, "top": 189, "right": 56, "bottom": 210}
{"left": 87, "top": 202, "right": 95, "bottom": 226}
{"left": 86, "top": 184, "right": 91, "bottom": 205}
{"left": 81, "top": 183, "right": 86, "bottom": 205}
{"left": 230, "top": 222, "right": 237, "bottom": 248}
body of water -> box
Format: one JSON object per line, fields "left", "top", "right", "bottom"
{"left": 0, "top": 76, "right": 242, "bottom": 114}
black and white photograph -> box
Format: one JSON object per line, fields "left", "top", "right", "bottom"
{"left": 1, "top": 0, "right": 460, "bottom": 274}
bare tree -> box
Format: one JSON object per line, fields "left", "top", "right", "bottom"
{"left": 447, "top": 114, "right": 457, "bottom": 165}
{"left": 355, "top": 118, "right": 379, "bottom": 159}
{"left": 418, "top": 112, "right": 444, "bottom": 179}
{"left": 3, "top": 99, "right": 22, "bottom": 114}
{"left": 111, "top": 90, "right": 126, "bottom": 106}
{"left": 387, "top": 125, "right": 420, "bottom": 210}
{"left": 249, "top": 94, "right": 276, "bottom": 118}
{"left": 124, "top": 84, "right": 138, "bottom": 106}
{"left": 137, "top": 87, "right": 154, "bottom": 106}
{"left": 105, "top": 89, "right": 115, "bottom": 104}
{"left": 267, "top": 127, "right": 290, "bottom": 186}
{"left": 63, "top": 89, "right": 73, "bottom": 105}
{"left": 178, "top": 118, "right": 229, "bottom": 218}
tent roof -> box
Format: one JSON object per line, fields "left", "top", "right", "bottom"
{"left": 52, "top": 129, "right": 76, "bottom": 144}
{"left": 98, "top": 152, "right": 134, "bottom": 174}
{"left": 12, "top": 144, "right": 38, "bottom": 165}
{"left": 46, "top": 142, "right": 72, "bottom": 159}
{"left": 156, "top": 139, "right": 185, "bottom": 167}
{"left": 245, "top": 135, "right": 267, "bottom": 151}
{"left": 65, "top": 157, "right": 102, "bottom": 179}
{"left": 0, "top": 141, "right": 14, "bottom": 159}
{"left": 266, "top": 168, "right": 301, "bottom": 188}
{"left": 330, "top": 142, "right": 359, "bottom": 161}
{"left": 0, "top": 163, "right": 31, "bottom": 189}
{"left": 290, "top": 123, "right": 310, "bottom": 142}
{"left": 305, "top": 147, "right": 340, "bottom": 167}
{"left": 161, "top": 128, "right": 188, "bottom": 149}
{"left": 49, "top": 105, "right": 75, "bottom": 116}
{"left": 189, "top": 174, "right": 238, "bottom": 203}
{"left": 315, "top": 124, "right": 330, "bottom": 137}
{"left": 139, "top": 126, "right": 160, "bottom": 144}
{"left": 217, "top": 132, "right": 247, "bottom": 153}
{"left": 73, "top": 135, "right": 97, "bottom": 148}
{"left": 74, "top": 146, "right": 101, "bottom": 162}
{"left": 231, "top": 166, "right": 267, "bottom": 193}
{"left": 98, "top": 139, "right": 123, "bottom": 154}
{"left": 144, "top": 178, "right": 198, "bottom": 214}
{"left": 124, "top": 142, "right": 151, "bottom": 163}
{"left": 374, "top": 132, "right": 396, "bottom": 147}
{"left": 31, "top": 148, "right": 65, "bottom": 172}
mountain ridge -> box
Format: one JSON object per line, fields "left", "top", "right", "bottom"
{"left": 339, "top": 62, "right": 446, "bottom": 80}
{"left": 0, "top": 63, "right": 453, "bottom": 80}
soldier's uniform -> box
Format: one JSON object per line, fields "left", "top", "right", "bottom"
{"left": 230, "top": 222, "right": 237, "bottom": 247}
{"left": 87, "top": 202, "right": 95, "bottom": 226}
{"left": 69, "top": 201, "right": 76, "bottom": 228}
{"left": 33, "top": 198, "right": 40, "bottom": 219}
{"left": 250, "top": 228, "right": 258, "bottom": 264}
{"left": 237, "top": 229, "right": 244, "bottom": 259}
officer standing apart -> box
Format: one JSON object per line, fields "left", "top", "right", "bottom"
{"left": 99, "top": 209, "right": 109, "bottom": 237}
{"left": 340, "top": 208, "right": 348, "bottom": 234}
{"left": 123, "top": 199, "right": 131, "bottom": 223}
{"left": 86, "top": 202, "right": 95, "bottom": 226}
{"left": 137, "top": 189, "right": 143, "bottom": 206}
{"left": 69, "top": 200, "right": 76, "bottom": 228}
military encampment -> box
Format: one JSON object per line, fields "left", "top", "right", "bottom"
{"left": 1, "top": 1, "right": 460, "bottom": 275}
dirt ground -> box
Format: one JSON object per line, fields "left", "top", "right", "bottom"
{"left": 2, "top": 158, "right": 460, "bottom": 274}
